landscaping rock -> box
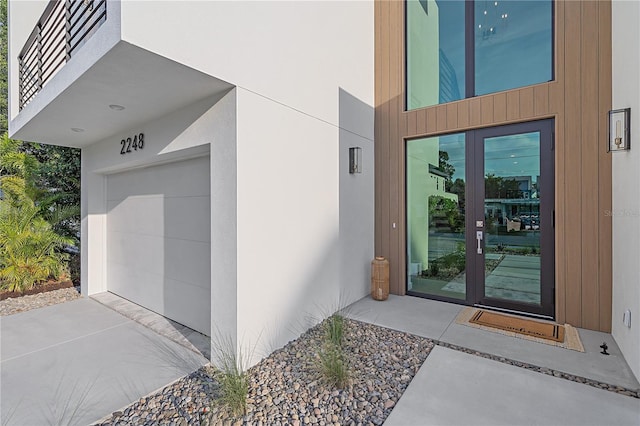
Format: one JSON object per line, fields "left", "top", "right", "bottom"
{"left": 94, "top": 319, "right": 433, "bottom": 425}
{"left": 93, "top": 318, "right": 640, "bottom": 425}
{"left": 0, "top": 286, "right": 81, "bottom": 316}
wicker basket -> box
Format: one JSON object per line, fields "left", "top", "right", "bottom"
{"left": 371, "top": 256, "right": 390, "bottom": 301}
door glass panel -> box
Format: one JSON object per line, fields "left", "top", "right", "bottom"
{"left": 407, "top": 133, "right": 466, "bottom": 299}
{"left": 483, "top": 132, "right": 541, "bottom": 305}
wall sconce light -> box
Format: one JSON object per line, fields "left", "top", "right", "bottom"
{"left": 349, "top": 147, "right": 362, "bottom": 174}
{"left": 608, "top": 108, "right": 631, "bottom": 152}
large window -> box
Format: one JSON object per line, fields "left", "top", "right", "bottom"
{"left": 407, "top": 133, "right": 466, "bottom": 300}
{"left": 406, "top": 0, "right": 553, "bottom": 110}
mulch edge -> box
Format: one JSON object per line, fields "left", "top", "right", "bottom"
{"left": 0, "top": 280, "right": 74, "bottom": 301}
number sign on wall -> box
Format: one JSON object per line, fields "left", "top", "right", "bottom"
{"left": 120, "top": 133, "right": 145, "bottom": 155}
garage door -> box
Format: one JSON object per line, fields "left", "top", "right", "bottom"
{"left": 106, "top": 156, "right": 211, "bottom": 336}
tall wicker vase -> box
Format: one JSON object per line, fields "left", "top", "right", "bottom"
{"left": 371, "top": 256, "right": 390, "bottom": 301}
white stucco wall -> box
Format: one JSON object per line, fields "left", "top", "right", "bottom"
{"left": 119, "top": 0, "right": 374, "bottom": 132}
{"left": 611, "top": 0, "right": 640, "bottom": 382}
{"left": 118, "top": 0, "right": 375, "bottom": 361}
{"left": 234, "top": 88, "right": 373, "bottom": 361}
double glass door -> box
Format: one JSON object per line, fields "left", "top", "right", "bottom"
{"left": 406, "top": 120, "right": 554, "bottom": 317}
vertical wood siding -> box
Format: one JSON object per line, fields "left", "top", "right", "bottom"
{"left": 374, "top": 0, "right": 612, "bottom": 331}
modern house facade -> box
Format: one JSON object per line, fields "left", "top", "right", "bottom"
{"left": 8, "top": 0, "right": 375, "bottom": 361}
{"left": 7, "top": 0, "right": 639, "bottom": 382}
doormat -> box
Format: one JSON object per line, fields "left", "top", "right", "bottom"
{"left": 456, "top": 307, "right": 585, "bottom": 352}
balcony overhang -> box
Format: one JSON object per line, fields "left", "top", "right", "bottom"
{"left": 10, "top": 41, "right": 233, "bottom": 148}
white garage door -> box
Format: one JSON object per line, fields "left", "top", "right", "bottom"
{"left": 106, "top": 156, "right": 211, "bottom": 336}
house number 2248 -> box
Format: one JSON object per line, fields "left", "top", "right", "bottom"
{"left": 120, "top": 133, "right": 145, "bottom": 155}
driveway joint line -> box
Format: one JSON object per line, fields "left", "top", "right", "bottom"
{"left": 436, "top": 307, "right": 463, "bottom": 341}
{"left": 1, "top": 321, "right": 130, "bottom": 364}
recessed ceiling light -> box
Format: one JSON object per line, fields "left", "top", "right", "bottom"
{"left": 71, "top": 128, "right": 84, "bottom": 132}
{"left": 109, "top": 104, "right": 125, "bottom": 111}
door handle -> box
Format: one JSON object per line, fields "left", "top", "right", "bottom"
{"left": 476, "top": 231, "right": 483, "bottom": 254}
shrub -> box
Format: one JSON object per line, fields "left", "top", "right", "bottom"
{"left": 316, "top": 314, "right": 350, "bottom": 389}
{"left": 429, "top": 261, "right": 440, "bottom": 277}
{"left": 0, "top": 200, "right": 72, "bottom": 292}
{"left": 210, "top": 332, "right": 250, "bottom": 418}
{"left": 0, "top": 135, "right": 75, "bottom": 292}
{"left": 217, "top": 366, "right": 249, "bottom": 418}
{"left": 317, "top": 343, "right": 349, "bottom": 389}
{"left": 324, "top": 313, "right": 345, "bottom": 347}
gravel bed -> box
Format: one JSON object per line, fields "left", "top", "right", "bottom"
{"left": 437, "top": 341, "right": 640, "bottom": 399}
{"left": 96, "top": 368, "right": 219, "bottom": 426}
{"left": 95, "top": 318, "right": 434, "bottom": 426}
{"left": 95, "top": 323, "right": 640, "bottom": 426}
{"left": 0, "top": 286, "right": 81, "bottom": 316}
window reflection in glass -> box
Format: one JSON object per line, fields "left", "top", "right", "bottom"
{"left": 474, "top": 0, "right": 553, "bottom": 96}
{"left": 407, "top": 133, "right": 466, "bottom": 299}
{"left": 483, "top": 132, "right": 542, "bottom": 305}
{"left": 406, "top": 0, "right": 553, "bottom": 108}
{"left": 406, "top": 0, "right": 465, "bottom": 110}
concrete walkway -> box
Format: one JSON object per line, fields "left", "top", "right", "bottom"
{"left": 2, "top": 294, "right": 639, "bottom": 425}
{"left": 346, "top": 295, "right": 640, "bottom": 425}
{"left": 0, "top": 298, "right": 208, "bottom": 425}
{"left": 385, "top": 346, "right": 640, "bottom": 426}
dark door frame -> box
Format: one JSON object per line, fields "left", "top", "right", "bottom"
{"left": 404, "top": 119, "right": 555, "bottom": 319}
{"left": 467, "top": 119, "right": 555, "bottom": 318}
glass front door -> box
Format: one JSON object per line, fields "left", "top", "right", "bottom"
{"left": 407, "top": 132, "right": 467, "bottom": 300}
{"left": 473, "top": 121, "right": 554, "bottom": 317}
{"left": 407, "top": 120, "right": 554, "bottom": 318}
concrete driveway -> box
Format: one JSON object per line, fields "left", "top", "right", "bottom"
{"left": 0, "top": 297, "right": 208, "bottom": 425}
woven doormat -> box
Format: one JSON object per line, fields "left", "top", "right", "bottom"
{"left": 456, "top": 307, "right": 585, "bottom": 352}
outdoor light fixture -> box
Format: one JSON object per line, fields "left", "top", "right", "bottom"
{"left": 349, "top": 147, "right": 362, "bottom": 174}
{"left": 608, "top": 108, "right": 631, "bottom": 152}
{"left": 109, "top": 104, "right": 125, "bottom": 111}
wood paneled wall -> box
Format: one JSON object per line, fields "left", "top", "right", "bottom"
{"left": 374, "top": 0, "right": 612, "bottom": 331}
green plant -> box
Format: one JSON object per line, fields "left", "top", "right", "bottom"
{"left": 316, "top": 314, "right": 350, "bottom": 389}
{"left": 217, "top": 365, "right": 248, "bottom": 418}
{"left": 324, "top": 313, "right": 345, "bottom": 347}
{"left": 2, "top": 134, "right": 80, "bottom": 241}
{"left": 0, "top": 199, "right": 72, "bottom": 292}
{"left": 0, "top": 134, "right": 75, "bottom": 292}
{"left": 429, "top": 261, "right": 440, "bottom": 276}
{"left": 428, "top": 195, "right": 464, "bottom": 234}
{"left": 317, "top": 343, "right": 349, "bottom": 389}
{"left": 210, "top": 332, "right": 251, "bottom": 418}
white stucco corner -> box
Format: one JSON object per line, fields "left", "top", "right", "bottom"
{"left": 611, "top": 0, "right": 640, "bottom": 382}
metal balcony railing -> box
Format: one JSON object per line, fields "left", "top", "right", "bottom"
{"left": 18, "top": 0, "right": 107, "bottom": 110}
